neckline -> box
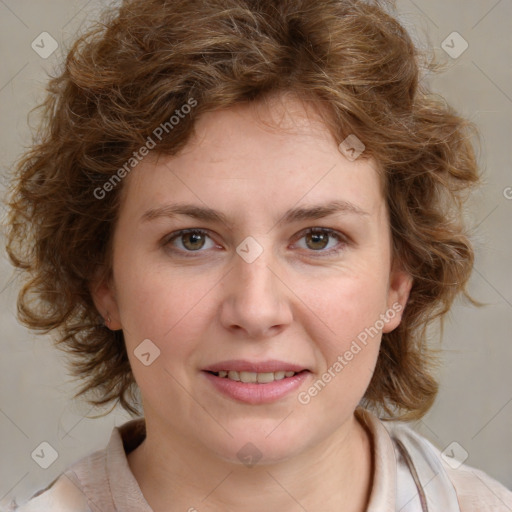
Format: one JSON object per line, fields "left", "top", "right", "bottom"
{"left": 107, "top": 409, "right": 396, "bottom": 512}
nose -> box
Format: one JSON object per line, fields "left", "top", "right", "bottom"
{"left": 219, "top": 246, "right": 293, "bottom": 339}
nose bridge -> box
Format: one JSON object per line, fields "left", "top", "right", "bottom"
{"left": 237, "top": 237, "right": 280, "bottom": 302}
{"left": 234, "top": 234, "right": 276, "bottom": 293}
{"left": 237, "top": 250, "right": 275, "bottom": 298}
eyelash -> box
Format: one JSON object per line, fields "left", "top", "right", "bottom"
{"left": 161, "top": 227, "right": 349, "bottom": 258}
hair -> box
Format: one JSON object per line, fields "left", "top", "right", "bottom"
{"left": 5, "top": 0, "right": 479, "bottom": 420}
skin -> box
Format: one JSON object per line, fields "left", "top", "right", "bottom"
{"left": 92, "top": 92, "right": 412, "bottom": 512}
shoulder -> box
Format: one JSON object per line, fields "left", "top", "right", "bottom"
{"left": 9, "top": 444, "right": 108, "bottom": 512}
{"left": 385, "top": 419, "right": 512, "bottom": 512}
{"left": 9, "top": 472, "right": 90, "bottom": 512}
{"left": 443, "top": 459, "right": 512, "bottom": 511}
{"left": 10, "top": 418, "right": 145, "bottom": 512}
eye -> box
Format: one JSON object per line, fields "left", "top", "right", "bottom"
{"left": 293, "top": 227, "right": 348, "bottom": 255}
{"left": 162, "top": 227, "right": 349, "bottom": 258}
{"left": 163, "top": 229, "right": 217, "bottom": 254}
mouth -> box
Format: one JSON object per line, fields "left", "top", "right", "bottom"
{"left": 204, "top": 369, "right": 308, "bottom": 384}
{"left": 201, "top": 361, "right": 311, "bottom": 404}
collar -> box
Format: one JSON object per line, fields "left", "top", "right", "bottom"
{"left": 355, "top": 408, "right": 397, "bottom": 511}
{"left": 104, "top": 409, "right": 399, "bottom": 511}
{"left": 106, "top": 418, "right": 152, "bottom": 511}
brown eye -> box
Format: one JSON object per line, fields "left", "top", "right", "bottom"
{"left": 294, "top": 227, "right": 347, "bottom": 256}
{"left": 305, "top": 231, "right": 330, "bottom": 250}
{"left": 181, "top": 231, "right": 207, "bottom": 251}
{"left": 164, "top": 229, "right": 216, "bottom": 254}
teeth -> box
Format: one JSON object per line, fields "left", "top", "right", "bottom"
{"left": 239, "top": 371, "right": 258, "bottom": 383}
{"left": 214, "top": 370, "right": 299, "bottom": 382}
{"left": 228, "top": 370, "right": 240, "bottom": 381}
{"left": 256, "top": 372, "right": 274, "bottom": 384}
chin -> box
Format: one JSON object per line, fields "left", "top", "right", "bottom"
{"left": 204, "top": 423, "right": 308, "bottom": 467}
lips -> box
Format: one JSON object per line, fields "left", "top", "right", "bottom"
{"left": 201, "top": 359, "right": 311, "bottom": 403}
{"left": 202, "top": 368, "right": 310, "bottom": 404}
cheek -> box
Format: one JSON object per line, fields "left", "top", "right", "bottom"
{"left": 296, "top": 276, "right": 387, "bottom": 416}
{"left": 293, "top": 287, "right": 384, "bottom": 439}
{"left": 305, "top": 269, "right": 390, "bottom": 348}
{"left": 114, "top": 259, "right": 216, "bottom": 364}
{"left": 115, "top": 265, "right": 213, "bottom": 411}
{"left": 298, "top": 267, "right": 389, "bottom": 401}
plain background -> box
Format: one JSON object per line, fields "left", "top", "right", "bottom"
{"left": 0, "top": 0, "right": 511, "bottom": 507}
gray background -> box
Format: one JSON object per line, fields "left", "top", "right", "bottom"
{"left": 0, "top": 0, "right": 511, "bottom": 507}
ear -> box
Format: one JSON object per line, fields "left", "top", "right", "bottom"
{"left": 382, "top": 260, "right": 413, "bottom": 334}
{"left": 89, "top": 270, "right": 122, "bottom": 330}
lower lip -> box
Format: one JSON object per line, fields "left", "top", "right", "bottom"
{"left": 202, "top": 371, "right": 310, "bottom": 404}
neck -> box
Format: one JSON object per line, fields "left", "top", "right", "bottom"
{"left": 127, "top": 411, "right": 373, "bottom": 512}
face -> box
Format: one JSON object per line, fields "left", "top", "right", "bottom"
{"left": 93, "top": 93, "right": 412, "bottom": 464}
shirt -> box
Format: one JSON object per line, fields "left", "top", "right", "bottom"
{"left": 7, "top": 408, "right": 512, "bottom": 511}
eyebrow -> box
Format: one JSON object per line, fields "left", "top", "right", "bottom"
{"left": 140, "top": 199, "right": 370, "bottom": 227}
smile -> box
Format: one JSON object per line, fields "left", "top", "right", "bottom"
{"left": 202, "top": 369, "right": 310, "bottom": 404}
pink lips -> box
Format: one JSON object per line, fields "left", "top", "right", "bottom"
{"left": 201, "top": 359, "right": 311, "bottom": 404}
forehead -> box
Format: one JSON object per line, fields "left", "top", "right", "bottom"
{"left": 119, "top": 93, "right": 385, "bottom": 222}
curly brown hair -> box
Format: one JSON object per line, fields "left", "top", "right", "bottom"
{"left": 5, "top": 0, "right": 479, "bottom": 420}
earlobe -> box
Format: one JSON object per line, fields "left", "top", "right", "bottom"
{"left": 382, "top": 265, "right": 413, "bottom": 334}
{"left": 89, "top": 272, "right": 122, "bottom": 330}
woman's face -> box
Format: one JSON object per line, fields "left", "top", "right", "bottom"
{"left": 94, "top": 93, "right": 412, "bottom": 464}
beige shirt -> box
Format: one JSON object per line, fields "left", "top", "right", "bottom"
{"left": 9, "top": 409, "right": 512, "bottom": 511}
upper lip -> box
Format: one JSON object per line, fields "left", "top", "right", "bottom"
{"left": 202, "top": 359, "right": 309, "bottom": 373}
